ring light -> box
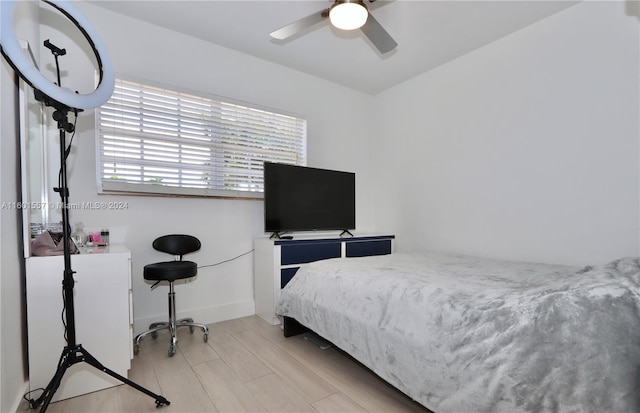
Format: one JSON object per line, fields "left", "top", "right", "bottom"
{"left": 0, "top": 0, "right": 114, "bottom": 110}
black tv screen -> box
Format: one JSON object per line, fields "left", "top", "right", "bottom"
{"left": 264, "top": 162, "right": 356, "bottom": 234}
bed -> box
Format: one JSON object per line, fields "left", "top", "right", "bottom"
{"left": 275, "top": 251, "right": 640, "bottom": 413}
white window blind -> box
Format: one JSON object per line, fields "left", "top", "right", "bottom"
{"left": 96, "top": 78, "right": 306, "bottom": 198}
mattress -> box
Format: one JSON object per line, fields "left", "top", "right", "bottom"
{"left": 276, "top": 251, "right": 640, "bottom": 413}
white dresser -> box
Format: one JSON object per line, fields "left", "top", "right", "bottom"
{"left": 25, "top": 245, "right": 133, "bottom": 402}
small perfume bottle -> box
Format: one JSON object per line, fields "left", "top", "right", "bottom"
{"left": 100, "top": 229, "right": 110, "bottom": 246}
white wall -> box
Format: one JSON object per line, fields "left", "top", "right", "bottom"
{"left": 372, "top": 1, "right": 640, "bottom": 266}
{"left": 0, "top": 55, "right": 24, "bottom": 413}
{"left": 1, "top": 2, "right": 39, "bottom": 411}
{"left": 36, "top": 2, "right": 377, "bottom": 334}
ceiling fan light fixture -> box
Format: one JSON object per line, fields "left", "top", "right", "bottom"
{"left": 329, "top": 1, "right": 368, "bottom": 31}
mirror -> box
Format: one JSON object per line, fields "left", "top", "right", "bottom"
{"left": 19, "top": 41, "right": 49, "bottom": 257}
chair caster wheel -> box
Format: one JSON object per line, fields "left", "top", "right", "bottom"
{"left": 134, "top": 343, "right": 140, "bottom": 355}
{"left": 203, "top": 332, "right": 208, "bottom": 343}
{"left": 168, "top": 344, "right": 176, "bottom": 357}
{"left": 151, "top": 331, "right": 158, "bottom": 339}
{"left": 189, "top": 325, "right": 194, "bottom": 334}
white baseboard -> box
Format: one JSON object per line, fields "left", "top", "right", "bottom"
{"left": 133, "top": 299, "right": 255, "bottom": 335}
{"left": 10, "top": 381, "right": 29, "bottom": 413}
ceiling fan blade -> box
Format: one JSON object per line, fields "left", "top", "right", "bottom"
{"left": 360, "top": 12, "right": 397, "bottom": 54}
{"left": 270, "top": 9, "right": 329, "bottom": 40}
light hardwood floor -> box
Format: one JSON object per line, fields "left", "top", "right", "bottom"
{"left": 18, "top": 316, "right": 432, "bottom": 413}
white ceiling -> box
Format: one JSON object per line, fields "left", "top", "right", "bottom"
{"left": 88, "top": 0, "right": 578, "bottom": 95}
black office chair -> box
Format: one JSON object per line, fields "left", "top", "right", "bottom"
{"left": 133, "top": 234, "right": 209, "bottom": 357}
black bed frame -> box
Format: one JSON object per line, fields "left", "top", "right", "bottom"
{"left": 282, "top": 316, "right": 310, "bottom": 337}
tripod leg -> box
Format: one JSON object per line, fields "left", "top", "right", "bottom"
{"left": 30, "top": 345, "right": 170, "bottom": 411}
{"left": 30, "top": 347, "right": 74, "bottom": 412}
{"left": 79, "top": 346, "right": 170, "bottom": 407}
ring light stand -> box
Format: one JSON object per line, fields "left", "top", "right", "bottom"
{"left": 1, "top": 1, "right": 169, "bottom": 411}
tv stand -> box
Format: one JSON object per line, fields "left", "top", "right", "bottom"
{"left": 254, "top": 234, "right": 395, "bottom": 325}
{"left": 340, "top": 230, "right": 354, "bottom": 237}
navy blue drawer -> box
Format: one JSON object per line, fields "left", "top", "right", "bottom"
{"left": 346, "top": 239, "right": 392, "bottom": 257}
{"left": 280, "top": 242, "right": 341, "bottom": 265}
{"left": 281, "top": 267, "right": 299, "bottom": 288}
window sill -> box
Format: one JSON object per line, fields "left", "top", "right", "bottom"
{"left": 99, "top": 181, "right": 264, "bottom": 200}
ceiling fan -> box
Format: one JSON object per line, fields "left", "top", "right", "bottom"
{"left": 270, "top": 0, "right": 397, "bottom": 54}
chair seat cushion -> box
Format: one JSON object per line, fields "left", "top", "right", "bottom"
{"left": 144, "top": 260, "right": 198, "bottom": 282}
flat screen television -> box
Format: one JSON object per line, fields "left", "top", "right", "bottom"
{"left": 263, "top": 162, "right": 355, "bottom": 235}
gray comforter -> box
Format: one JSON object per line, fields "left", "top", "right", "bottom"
{"left": 276, "top": 252, "right": 640, "bottom": 413}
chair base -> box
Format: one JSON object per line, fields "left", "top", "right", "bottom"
{"left": 133, "top": 281, "right": 209, "bottom": 357}
{"left": 134, "top": 318, "right": 208, "bottom": 357}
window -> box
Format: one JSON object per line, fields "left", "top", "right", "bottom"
{"left": 96, "top": 78, "right": 306, "bottom": 198}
